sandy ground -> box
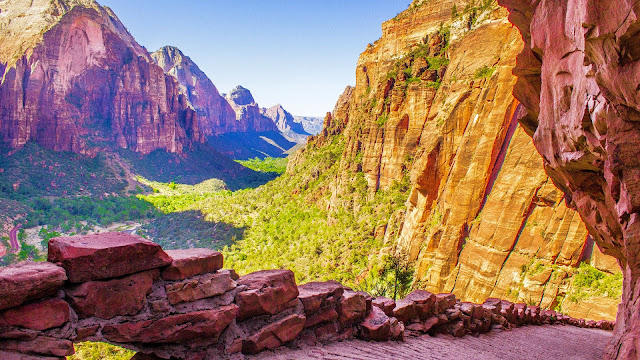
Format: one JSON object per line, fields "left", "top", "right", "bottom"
{"left": 248, "top": 325, "right": 611, "bottom": 360}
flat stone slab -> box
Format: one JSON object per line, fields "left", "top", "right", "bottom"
{"left": 165, "top": 270, "right": 236, "bottom": 305}
{"left": 0, "top": 262, "right": 67, "bottom": 311}
{"left": 48, "top": 232, "right": 172, "bottom": 283}
{"left": 162, "top": 249, "right": 224, "bottom": 281}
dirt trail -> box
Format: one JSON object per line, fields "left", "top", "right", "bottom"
{"left": 249, "top": 325, "right": 610, "bottom": 360}
{"left": 8, "top": 225, "right": 20, "bottom": 253}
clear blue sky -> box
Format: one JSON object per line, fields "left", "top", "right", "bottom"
{"left": 97, "top": 1, "right": 410, "bottom": 117}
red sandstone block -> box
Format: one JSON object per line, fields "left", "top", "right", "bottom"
{"left": 393, "top": 299, "right": 418, "bottom": 323}
{"left": 161, "top": 249, "right": 223, "bottom": 281}
{"left": 435, "top": 293, "right": 456, "bottom": 314}
{"left": 297, "top": 280, "right": 344, "bottom": 314}
{"left": 165, "top": 270, "right": 236, "bottom": 305}
{"left": 0, "top": 336, "right": 74, "bottom": 357}
{"left": 48, "top": 232, "right": 172, "bottom": 283}
{"left": 337, "top": 291, "right": 368, "bottom": 325}
{"left": 1, "top": 298, "right": 69, "bottom": 331}
{"left": 65, "top": 270, "right": 156, "bottom": 319}
{"left": 0, "top": 262, "right": 66, "bottom": 311}
{"left": 102, "top": 305, "right": 238, "bottom": 343}
{"left": 372, "top": 296, "right": 396, "bottom": 317}
{"left": 358, "top": 306, "right": 391, "bottom": 341}
{"left": 236, "top": 270, "right": 299, "bottom": 321}
{"left": 242, "top": 314, "right": 306, "bottom": 354}
{"left": 305, "top": 306, "right": 339, "bottom": 328}
{"left": 405, "top": 290, "right": 435, "bottom": 319}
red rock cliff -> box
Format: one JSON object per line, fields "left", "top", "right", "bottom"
{"left": 498, "top": 0, "right": 640, "bottom": 357}
{"left": 293, "top": 0, "right": 621, "bottom": 322}
{"left": 0, "top": 0, "right": 203, "bottom": 155}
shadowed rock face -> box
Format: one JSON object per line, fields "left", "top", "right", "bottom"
{"left": 261, "top": 104, "right": 311, "bottom": 143}
{"left": 497, "top": 0, "right": 640, "bottom": 358}
{"left": 0, "top": 0, "right": 202, "bottom": 155}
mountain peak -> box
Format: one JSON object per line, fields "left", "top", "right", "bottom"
{"left": 226, "top": 85, "right": 256, "bottom": 106}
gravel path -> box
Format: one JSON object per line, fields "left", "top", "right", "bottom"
{"left": 248, "top": 325, "right": 611, "bottom": 360}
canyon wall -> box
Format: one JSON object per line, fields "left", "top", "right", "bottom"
{"left": 0, "top": 233, "right": 612, "bottom": 359}
{"left": 496, "top": 0, "right": 640, "bottom": 358}
{"left": 0, "top": 0, "right": 203, "bottom": 155}
{"left": 296, "top": 0, "right": 621, "bottom": 321}
{"left": 151, "top": 46, "right": 238, "bottom": 137}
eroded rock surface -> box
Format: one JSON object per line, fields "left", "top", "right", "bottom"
{"left": 497, "top": 0, "right": 640, "bottom": 358}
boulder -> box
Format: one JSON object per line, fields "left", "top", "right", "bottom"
{"left": 65, "top": 270, "right": 156, "bottom": 319}
{"left": 435, "top": 293, "right": 456, "bottom": 314}
{"left": 48, "top": 233, "right": 172, "bottom": 283}
{"left": 405, "top": 290, "right": 435, "bottom": 319}
{"left": 297, "top": 281, "right": 343, "bottom": 314}
{"left": 304, "top": 306, "right": 339, "bottom": 328}
{"left": 102, "top": 305, "right": 238, "bottom": 343}
{"left": 358, "top": 306, "right": 391, "bottom": 341}
{"left": 393, "top": 299, "right": 417, "bottom": 323}
{"left": 242, "top": 314, "right": 306, "bottom": 354}
{"left": 1, "top": 298, "right": 70, "bottom": 331}
{"left": 161, "top": 249, "right": 224, "bottom": 281}
{"left": 337, "top": 291, "right": 367, "bottom": 325}
{"left": 0, "top": 262, "right": 66, "bottom": 311}
{"left": 165, "top": 270, "right": 236, "bottom": 305}
{"left": 235, "top": 270, "right": 299, "bottom": 320}
{"left": 372, "top": 296, "right": 396, "bottom": 317}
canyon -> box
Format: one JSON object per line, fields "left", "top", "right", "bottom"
{"left": 290, "top": 0, "right": 622, "bottom": 323}
{"left": 1, "top": 0, "right": 638, "bottom": 358}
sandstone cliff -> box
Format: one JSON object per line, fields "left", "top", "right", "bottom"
{"left": 151, "top": 46, "right": 238, "bottom": 137}
{"left": 291, "top": 0, "right": 621, "bottom": 321}
{"left": 496, "top": 0, "right": 640, "bottom": 357}
{"left": 0, "top": 0, "right": 202, "bottom": 155}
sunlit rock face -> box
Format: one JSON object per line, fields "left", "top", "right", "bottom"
{"left": 151, "top": 46, "right": 238, "bottom": 137}
{"left": 293, "top": 0, "right": 620, "bottom": 321}
{"left": 0, "top": 0, "right": 203, "bottom": 155}
{"left": 497, "top": 0, "right": 640, "bottom": 357}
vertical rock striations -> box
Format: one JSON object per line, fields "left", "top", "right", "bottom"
{"left": 0, "top": 0, "right": 203, "bottom": 155}
{"left": 497, "top": 0, "right": 640, "bottom": 357}
{"left": 293, "top": 0, "right": 621, "bottom": 321}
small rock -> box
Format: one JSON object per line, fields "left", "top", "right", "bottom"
{"left": 373, "top": 296, "right": 396, "bottom": 317}
{"left": 337, "top": 291, "right": 367, "bottom": 325}
{"left": 358, "top": 306, "right": 391, "bottom": 341}
{"left": 242, "top": 314, "right": 306, "bottom": 354}
{"left": 297, "top": 281, "right": 343, "bottom": 314}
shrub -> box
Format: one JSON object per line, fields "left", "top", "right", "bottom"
{"left": 474, "top": 65, "right": 496, "bottom": 79}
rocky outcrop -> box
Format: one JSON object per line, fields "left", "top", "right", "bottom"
{"left": 292, "top": 0, "right": 621, "bottom": 321}
{"left": 261, "top": 104, "right": 310, "bottom": 143}
{"left": 496, "top": 0, "right": 640, "bottom": 358}
{"left": 0, "top": 232, "right": 614, "bottom": 359}
{"left": 222, "top": 86, "right": 278, "bottom": 134}
{"left": 151, "top": 46, "right": 238, "bottom": 137}
{"left": 0, "top": 0, "right": 203, "bottom": 155}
